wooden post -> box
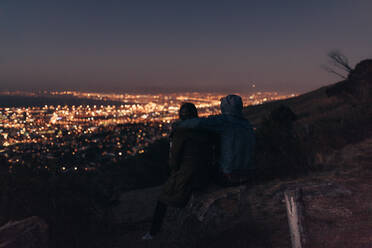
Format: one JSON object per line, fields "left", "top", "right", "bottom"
{"left": 284, "top": 189, "right": 306, "bottom": 248}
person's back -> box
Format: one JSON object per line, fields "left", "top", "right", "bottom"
{"left": 210, "top": 114, "right": 254, "bottom": 175}
{"left": 160, "top": 127, "right": 216, "bottom": 206}
{"left": 179, "top": 95, "right": 255, "bottom": 185}
{"left": 144, "top": 102, "right": 216, "bottom": 239}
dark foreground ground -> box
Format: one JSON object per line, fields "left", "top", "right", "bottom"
{"left": 86, "top": 136, "right": 372, "bottom": 248}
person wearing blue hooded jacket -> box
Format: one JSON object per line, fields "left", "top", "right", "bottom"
{"left": 178, "top": 94, "right": 256, "bottom": 186}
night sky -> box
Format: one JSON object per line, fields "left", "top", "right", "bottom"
{"left": 0, "top": 0, "right": 371, "bottom": 93}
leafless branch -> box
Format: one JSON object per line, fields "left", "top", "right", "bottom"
{"left": 321, "top": 64, "right": 347, "bottom": 79}
{"left": 322, "top": 50, "right": 353, "bottom": 79}
{"left": 327, "top": 50, "right": 353, "bottom": 73}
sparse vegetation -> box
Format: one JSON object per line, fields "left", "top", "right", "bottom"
{"left": 322, "top": 50, "right": 353, "bottom": 79}
{"left": 254, "top": 105, "right": 312, "bottom": 180}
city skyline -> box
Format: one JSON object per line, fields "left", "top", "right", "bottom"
{"left": 0, "top": 91, "right": 295, "bottom": 170}
{"left": 1, "top": 1, "right": 371, "bottom": 93}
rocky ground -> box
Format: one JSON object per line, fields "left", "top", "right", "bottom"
{"left": 85, "top": 135, "right": 372, "bottom": 248}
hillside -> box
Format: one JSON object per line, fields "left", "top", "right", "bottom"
{"left": 243, "top": 85, "right": 328, "bottom": 126}
{"left": 0, "top": 59, "right": 371, "bottom": 248}
{"left": 246, "top": 60, "right": 372, "bottom": 178}
{"left": 108, "top": 59, "right": 372, "bottom": 248}
{"left": 107, "top": 137, "right": 372, "bottom": 248}
{"left": 244, "top": 59, "right": 372, "bottom": 129}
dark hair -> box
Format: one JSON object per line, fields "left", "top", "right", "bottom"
{"left": 179, "top": 102, "right": 198, "bottom": 120}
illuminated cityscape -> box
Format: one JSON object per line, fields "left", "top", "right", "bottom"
{"left": 0, "top": 91, "right": 295, "bottom": 172}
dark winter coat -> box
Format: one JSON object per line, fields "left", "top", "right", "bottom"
{"left": 178, "top": 98, "right": 255, "bottom": 175}
{"left": 159, "top": 127, "right": 216, "bottom": 208}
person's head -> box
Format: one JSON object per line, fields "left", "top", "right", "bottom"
{"left": 179, "top": 102, "right": 198, "bottom": 120}
{"left": 220, "top": 94, "right": 243, "bottom": 116}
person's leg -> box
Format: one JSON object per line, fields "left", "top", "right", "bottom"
{"left": 149, "top": 201, "right": 168, "bottom": 236}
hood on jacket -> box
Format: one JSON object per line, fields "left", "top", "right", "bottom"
{"left": 220, "top": 95, "right": 243, "bottom": 117}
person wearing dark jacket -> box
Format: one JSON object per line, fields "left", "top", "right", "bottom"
{"left": 178, "top": 95, "right": 256, "bottom": 186}
{"left": 143, "top": 103, "right": 216, "bottom": 240}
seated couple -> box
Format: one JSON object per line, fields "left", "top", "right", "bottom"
{"left": 143, "top": 94, "right": 256, "bottom": 239}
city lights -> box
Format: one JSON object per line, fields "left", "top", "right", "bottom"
{"left": 0, "top": 91, "right": 296, "bottom": 171}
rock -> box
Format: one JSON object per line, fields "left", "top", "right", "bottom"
{"left": 185, "top": 185, "right": 246, "bottom": 222}
{"left": 0, "top": 216, "right": 48, "bottom": 248}
{"left": 327, "top": 59, "right": 372, "bottom": 102}
{"left": 348, "top": 59, "right": 372, "bottom": 81}
{"left": 160, "top": 185, "right": 247, "bottom": 247}
{"left": 284, "top": 182, "right": 372, "bottom": 248}
{"left": 113, "top": 184, "right": 248, "bottom": 246}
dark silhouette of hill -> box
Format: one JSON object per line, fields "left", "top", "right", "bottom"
{"left": 0, "top": 95, "right": 126, "bottom": 107}
{"left": 109, "top": 59, "right": 372, "bottom": 248}
{"left": 243, "top": 59, "right": 372, "bottom": 127}
{"left": 245, "top": 59, "right": 372, "bottom": 181}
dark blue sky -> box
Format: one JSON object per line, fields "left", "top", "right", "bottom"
{"left": 0, "top": 0, "right": 371, "bottom": 93}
